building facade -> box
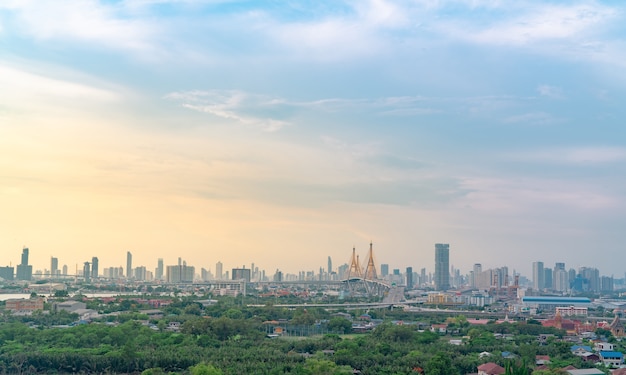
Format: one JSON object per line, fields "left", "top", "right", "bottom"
{"left": 434, "top": 243, "right": 450, "bottom": 291}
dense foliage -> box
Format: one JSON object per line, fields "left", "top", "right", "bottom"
{"left": 0, "top": 296, "right": 605, "bottom": 374}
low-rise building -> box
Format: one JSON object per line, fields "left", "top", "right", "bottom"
{"left": 5, "top": 298, "right": 44, "bottom": 312}
{"left": 599, "top": 351, "right": 624, "bottom": 367}
{"left": 477, "top": 362, "right": 505, "bottom": 375}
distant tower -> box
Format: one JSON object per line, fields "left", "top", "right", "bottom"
{"left": 126, "top": 251, "right": 133, "bottom": 279}
{"left": 83, "top": 262, "right": 91, "bottom": 282}
{"left": 62, "top": 264, "right": 68, "bottom": 276}
{"left": 328, "top": 256, "right": 333, "bottom": 274}
{"left": 434, "top": 243, "right": 450, "bottom": 290}
{"left": 16, "top": 247, "right": 32, "bottom": 281}
{"left": 406, "top": 267, "right": 414, "bottom": 289}
{"left": 363, "top": 242, "right": 378, "bottom": 280}
{"left": 532, "top": 261, "right": 544, "bottom": 290}
{"left": 91, "top": 257, "right": 99, "bottom": 279}
{"left": 156, "top": 258, "right": 164, "bottom": 280}
{"left": 380, "top": 264, "right": 389, "bottom": 277}
{"left": 50, "top": 257, "right": 59, "bottom": 277}
{"left": 216, "top": 261, "right": 223, "bottom": 280}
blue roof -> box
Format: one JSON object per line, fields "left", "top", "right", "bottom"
{"left": 571, "top": 345, "right": 592, "bottom": 351}
{"left": 521, "top": 296, "right": 591, "bottom": 305}
{"left": 599, "top": 351, "right": 624, "bottom": 358}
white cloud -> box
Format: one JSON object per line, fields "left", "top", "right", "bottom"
{"left": 508, "top": 146, "right": 626, "bottom": 164}
{"left": 0, "top": 61, "right": 120, "bottom": 114}
{"left": 503, "top": 112, "right": 563, "bottom": 126}
{"left": 537, "top": 84, "right": 564, "bottom": 99}
{"left": 458, "top": 4, "right": 617, "bottom": 46}
{"left": 0, "top": 0, "right": 157, "bottom": 54}
{"left": 166, "top": 90, "right": 290, "bottom": 132}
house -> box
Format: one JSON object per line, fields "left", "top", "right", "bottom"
{"left": 477, "top": 362, "right": 505, "bottom": 375}
{"left": 430, "top": 324, "right": 448, "bottom": 334}
{"left": 579, "top": 352, "right": 600, "bottom": 363}
{"left": 565, "top": 369, "right": 605, "bottom": 375}
{"left": 536, "top": 355, "right": 551, "bottom": 365}
{"left": 594, "top": 342, "right": 614, "bottom": 352}
{"left": 599, "top": 351, "right": 624, "bottom": 367}
{"left": 571, "top": 346, "right": 593, "bottom": 356}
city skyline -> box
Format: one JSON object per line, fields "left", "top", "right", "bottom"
{"left": 0, "top": 244, "right": 622, "bottom": 284}
{"left": 1, "top": 1, "right": 626, "bottom": 275}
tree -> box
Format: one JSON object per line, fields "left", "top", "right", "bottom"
{"left": 425, "top": 353, "right": 458, "bottom": 375}
{"left": 189, "top": 362, "right": 223, "bottom": 375}
{"left": 328, "top": 317, "right": 352, "bottom": 333}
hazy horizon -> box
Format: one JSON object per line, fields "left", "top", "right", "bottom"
{"left": 1, "top": 1, "right": 625, "bottom": 278}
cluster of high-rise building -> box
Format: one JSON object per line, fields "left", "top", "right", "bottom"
{"left": 0, "top": 245, "right": 622, "bottom": 295}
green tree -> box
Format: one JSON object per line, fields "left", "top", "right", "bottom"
{"left": 425, "top": 353, "right": 458, "bottom": 375}
{"left": 328, "top": 317, "right": 352, "bottom": 333}
{"left": 189, "top": 362, "right": 223, "bottom": 375}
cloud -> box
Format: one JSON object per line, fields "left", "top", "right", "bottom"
{"left": 0, "top": 61, "right": 120, "bottom": 114}
{"left": 537, "top": 84, "right": 564, "bottom": 99}
{"left": 453, "top": 4, "right": 617, "bottom": 46}
{"left": 508, "top": 146, "right": 626, "bottom": 165}
{"left": 166, "top": 90, "right": 291, "bottom": 132}
{"left": 458, "top": 175, "right": 619, "bottom": 214}
{"left": 503, "top": 112, "right": 564, "bottom": 126}
{"left": 0, "top": 0, "right": 157, "bottom": 54}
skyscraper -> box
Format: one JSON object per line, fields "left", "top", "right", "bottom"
{"left": 532, "top": 261, "right": 544, "bottom": 291}
{"left": 406, "top": 267, "right": 413, "bottom": 289}
{"left": 156, "top": 258, "right": 164, "bottom": 280}
{"left": 50, "top": 257, "right": 59, "bottom": 277}
{"left": 380, "top": 264, "right": 389, "bottom": 277}
{"left": 434, "top": 243, "right": 450, "bottom": 290}
{"left": 216, "top": 261, "right": 223, "bottom": 280}
{"left": 83, "top": 262, "right": 91, "bottom": 282}
{"left": 126, "top": 251, "right": 132, "bottom": 279}
{"left": 328, "top": 256, "right": 333, "bottom": 274}
{"left": 16, "top": 247, "right": 32, "bottom": 281}
{"left": 91, "top": 257, "right": 99, "bottom": 279}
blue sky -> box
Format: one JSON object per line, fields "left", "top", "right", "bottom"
{"left": 0, "top": 0, "right": 625, "bottom": 278}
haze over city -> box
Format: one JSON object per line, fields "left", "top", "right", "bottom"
{"left": 1, "top": 1, "right": 625, "bottom": 277}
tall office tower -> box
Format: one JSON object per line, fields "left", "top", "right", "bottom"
{"left": 380, "top": 264, "right": 389, "bottom": 277}
{"left": 532, "top": 261, "right": 544, "bottom": 291}
{"left": 62, "top": 265, "right": 68, "bottom": 276}
{"left": 471, "top": 263, "right": 482, "bottom": 288}
{"left": 216, "top": 261, "right": 223, "bottom": 280}
{"left": 420, "top": 268, "right": 426, "bottom": 286}
{"left": 544, "top": 268, "right": 553, "bottom": 290}
{"left": 91, "top": 257, "right": 99, "bottom": 279}
{"left": 568, "top": 268, "right": 577, "bottom": 284}
{"left": 134, "top": 266, "right": 147, "bottom": 281}
{"left": 83, "top": 262, "right": 91, "bottom": 282}
{"left": 552, "top": 262, "right": 565, "bottom": 289}
{"left": 579, "top": 267, "right": 600, "bottom": 292}
{"left": 156, "top": 258, "right": 164, "bottom": 280}
{"left": 406, "top": 267, "right": 413, "bottom": 289}
{"left": 328, "top": 256, "right": 333, "bottom": 274}
{"left": 434, "top": 243, "right": 450, "bottom": 290}
{"left": 126, "top": 251, "right": 132, "bottom": 279}
{"left": 50, "top": 257, "right": 59, "bottom": 277}
{"left": 16, "top": 247, "right": 33, "bottom": 281}
{"left": 601, "top": 276, "right": 614, "bottom": 292}
{"left": 554, "top": 268, "right": 569, "bottom": 292}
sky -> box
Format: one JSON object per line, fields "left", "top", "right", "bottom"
{"left": 1, "top": 0, "right": 625, "bottom": 279}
